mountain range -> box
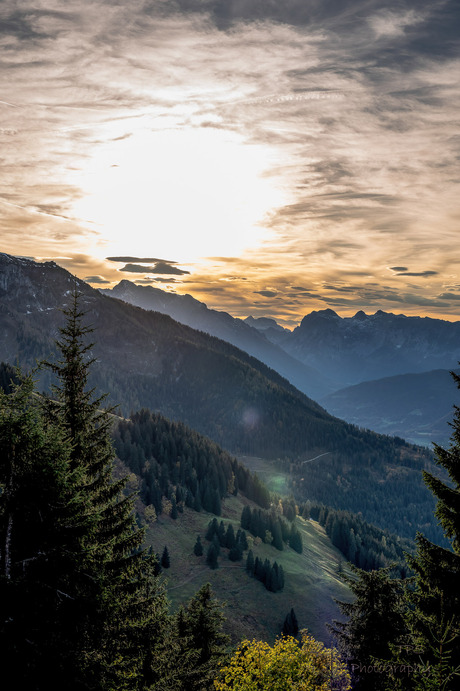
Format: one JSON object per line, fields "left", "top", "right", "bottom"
{"left": 101, "top": 280, "right": 332, "bottom": 401}
{"left": 102, "top": 280, "right": 460, "bottom": 448}
{"left": 0, "top": 252, "right": 444, "bottom": 543}
{"left": 266, "top": 308, "right": 460, "bottom": 388}
{"left": 0, "top": 252, "right": 353, "bottom": 459}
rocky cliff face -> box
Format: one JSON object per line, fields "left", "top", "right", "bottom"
{"left": 0, "top": 253, "right": 91, "bottom": 313}
{"left": 273, "top": 308, "right": 460, "bottom": 387}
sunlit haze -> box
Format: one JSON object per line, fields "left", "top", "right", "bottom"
{"left": 1, "top": 1, "right": 459, "bottom": 326}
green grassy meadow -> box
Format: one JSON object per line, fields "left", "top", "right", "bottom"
{"left": 145, "top": 493, "right": 351, "bottom": 646}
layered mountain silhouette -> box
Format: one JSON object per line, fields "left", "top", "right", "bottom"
{"left": 263, "top": 308, "right": 460, "bottom": 388}
{"left": 101, "top": 280, "right": 332, "bottom": 400}
{"left": 0, "top": 253, "right": 443, "bottom": 542}
{"left": 321, "top": 369, "right": 459, "bottom": 447}
{"left": 0, "top": 252, "right": 350, "bottom": 458}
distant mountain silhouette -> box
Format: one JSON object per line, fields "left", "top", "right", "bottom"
{"left": 101, "top": 280, "right": 332, "bottom": 400}
{"left": 321, "top": 368, "right": 459, "bottom": 447}
{"left": 0, "top": 253, "right": 444, "bottom": 543}
{"left": 267, "top": 308, "right": 460, "bottom": 388}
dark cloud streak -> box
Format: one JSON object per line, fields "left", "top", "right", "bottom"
{"left": 120, "top": 262, "right": 190, "bottom": 275}
{"left": 107, "top": 256, "right": 177, "bottom": 263}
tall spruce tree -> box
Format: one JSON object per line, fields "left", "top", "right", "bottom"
{"left": 0, "top": 292, "right": 170, "bottom": 689}
{"left": 0, "top": 371, "right": 86, "bottom": 686}
{"left": 44, "top": 291, "right": 172, "bottom": 688}
{"left": 175, "top": 583, "right": 230, "bottom": 690}
{"left": 403, "top": 369, "right": 460, "bottom": 681}
{"left": 330, "top": 565, "right": 406, "bottom": 691}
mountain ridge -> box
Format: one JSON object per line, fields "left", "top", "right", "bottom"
{"left": 321, "top": 368, "right": 459, "bottom": 447}
{"left": 101, "top": 279, "right": 332, "bottom": 400}
{"left": 268, "top": 307, "right": 460, "bottom": 388}
{"left": 0, "top": 252, "right": 443, "bottom": 544}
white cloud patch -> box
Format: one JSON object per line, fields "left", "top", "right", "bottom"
{"left": 368, "top": 10, "right": 423, "bottom": 39}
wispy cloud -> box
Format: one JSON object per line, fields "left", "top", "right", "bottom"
{"left": 0, "top": 0, "right": 459, "bottom": 322}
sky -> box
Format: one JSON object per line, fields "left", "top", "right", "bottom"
{"left": 1, "top": 0, "right": 459, "bottom": 326}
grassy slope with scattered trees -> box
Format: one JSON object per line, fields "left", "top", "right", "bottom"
{"left": 139, "top": 493, "right": 351, "bottom": 646}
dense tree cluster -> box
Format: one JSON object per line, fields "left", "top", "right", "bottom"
{"left": 245, "top": 549, "right": 285, "bottom": 592}
{"left": 113, "top": 410, "right": 270, "bottom": 519}
{"left": 240, "top": 505, "right": 302, "bottom": 553}
{"left": 330, "top": 368, "right": 460, "bottom": 690}
{"left": 203, "top": 518, "right": 248, "bottom": 567}
{"left": 306, "top": 504, "right": 412, "bottom": 575}
{"left": 0, "top": 296, "right": 230, "bottom": 690}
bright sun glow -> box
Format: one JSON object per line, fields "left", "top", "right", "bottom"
{"left": 70, "top": 121, "right": 285, "bottom": 264}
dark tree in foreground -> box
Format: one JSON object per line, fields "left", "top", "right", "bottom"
{"left": 328, "top": 368, "right": 460, "bottom": 691}
{"left": 175, "top": 583, "right": 230, "bottom": 690}
{"left": 401, "top": 369, "right": 460, "bottom": 686}
{"left": 330, "top": 565, "right": 406, "bottom": 691}
{"left": 0, "top": 372, "right": 82, "bottom": 685}
{"left": 0, "top": 293, "right": 169, "bottom": 690}
{"left": 282, "top": 608, "right": 299, "bottom": 637}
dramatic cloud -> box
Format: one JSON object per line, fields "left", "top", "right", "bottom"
{"left": 119, "top": 262, "right": 190, "bottom": 275}
{"left": 119, "top": 264, "right": 158, "bottom": 273}
{"left": 438, "top": 292, "right": 460, "bottom": 301}
{"left": 1, "top": 0, "right": 459, "bottom": 322}
{"left": 152, "top": 262, "right": 190, "bottom": 276}
{"left": 107, "top": 256, "right": 175, "bottom": 263}
{"left": 254, "top": 290, "right": 278, "bottom": 298}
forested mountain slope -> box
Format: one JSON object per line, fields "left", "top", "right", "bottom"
{"left": 0, "top": 253, "right": 441, "bottom": 544}
{"left": 109, "top": 409, "right": 415, "bottom": 643}
{"left": 102, "top": 280, "right": 332, "bottom": 400}
{"left": 321, "top": 368, "right": 458, "bottom": 447}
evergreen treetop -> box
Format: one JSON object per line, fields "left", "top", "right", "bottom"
{"left": 404, "top": 369, "right": 460, "bottom": 675}
{"left": 161, "top": 545, "right": 171, "bottom": 568}
{"left": 175, "top": 583, "right": 230, "bottom": 690}
{"left": 1, "top": 292, "right": 170, "bottom": 689}
{"left": 330, "top": 565, "right": 406, "bottom": 691}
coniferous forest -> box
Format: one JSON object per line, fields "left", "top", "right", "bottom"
{"left": 1, "top": 294, "right": 460, "bottom": 690}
